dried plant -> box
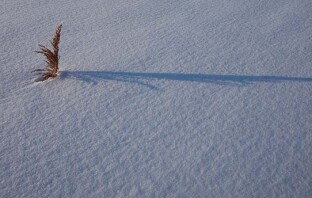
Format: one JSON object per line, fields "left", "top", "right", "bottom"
{"left": 34, "top": 24, "right": 62, "bottom": 81}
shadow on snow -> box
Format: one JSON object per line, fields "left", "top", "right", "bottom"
{"left": 60, "top": 71, "right": 312, "bottom": 89}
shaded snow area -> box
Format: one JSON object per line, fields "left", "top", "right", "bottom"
{"left": 1, "top": 0, "right": 312, "bottom": 197}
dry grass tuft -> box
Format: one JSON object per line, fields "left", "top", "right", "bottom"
{"left": 34, "top": 24, "right": 62, "bottom": 81}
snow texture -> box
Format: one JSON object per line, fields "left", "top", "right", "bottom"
{"left": 1, "top": 0, "right": 312, "bottom": 197}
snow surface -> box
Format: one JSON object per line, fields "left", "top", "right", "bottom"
{"left": 1, "top": 0, "right": 312, "bottom": 197}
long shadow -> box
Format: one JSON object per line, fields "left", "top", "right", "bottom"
{"left": 61, "top": 71, "right": 312, "bottom": 89}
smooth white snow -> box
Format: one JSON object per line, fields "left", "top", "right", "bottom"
{"left": 1, "top": 0, "right": 312, "bottom": 197}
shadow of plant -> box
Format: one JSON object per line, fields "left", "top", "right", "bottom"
{"left": 60, "top": 71, "right": 312, "bottom": 89}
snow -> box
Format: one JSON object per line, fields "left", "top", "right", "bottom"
{"left": 1, "top": 0, "right": 312, "bottom": 197}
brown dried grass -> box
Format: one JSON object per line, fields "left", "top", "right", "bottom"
{"left": 34, "top": 24, "right": 62, "bottom": 81}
